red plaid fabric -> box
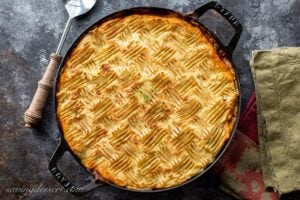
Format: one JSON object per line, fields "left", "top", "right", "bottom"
{"left": 213, "top": 93, "right": 279, "bottom": 200}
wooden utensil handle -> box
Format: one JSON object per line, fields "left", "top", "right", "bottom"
{"left": 24, "top": 53, "right": 62, "bottom": 128}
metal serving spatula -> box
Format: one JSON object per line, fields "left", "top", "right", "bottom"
{"left": 24, "top": 0, "right": 97, "bottom": 128}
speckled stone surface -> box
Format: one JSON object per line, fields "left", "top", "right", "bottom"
{"left": 0, "top": 0, "right": 299, "bottom": 199}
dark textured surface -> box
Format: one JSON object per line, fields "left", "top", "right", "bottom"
{"left": 0, "top": 0, "right": 299, "bottom": 199}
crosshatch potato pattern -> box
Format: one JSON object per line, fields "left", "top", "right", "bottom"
{"left": 56, "top": 14, "right": 238, "bottom": 189}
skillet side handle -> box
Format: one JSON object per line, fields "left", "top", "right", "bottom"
{"left": 193, "top": 1, "right": 243, "bottom": 53}
{"left": 48, "top": 142, "right": 104, "bottom": 196}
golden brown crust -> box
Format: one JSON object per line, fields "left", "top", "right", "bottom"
{"left": 56, "top": 14, "right": 238, "bottom": 189}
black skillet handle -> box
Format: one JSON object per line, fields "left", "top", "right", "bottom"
{"left": 193, "top": 1, "right": 243, "bottom": 53}
{"left": 48, "top": 142, "right": 104, "bottom": 196}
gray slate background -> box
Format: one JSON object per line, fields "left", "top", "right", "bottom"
{"left": 0, "top": 0, "right": 299, "bottom": 199}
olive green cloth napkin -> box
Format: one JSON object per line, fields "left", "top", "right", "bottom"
{"left": 250, "top": 47, "right": 300, "bottom": 194}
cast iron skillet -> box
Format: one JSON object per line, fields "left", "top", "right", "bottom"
{"left": 48, "top": 1, "right": 243, "bottom": 196}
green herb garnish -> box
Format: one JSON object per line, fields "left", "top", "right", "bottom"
{"left": 135, "top": 88, "right": 152, "bottom": 103}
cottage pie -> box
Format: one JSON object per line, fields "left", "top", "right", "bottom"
{"left": 56, "top": 14, "right": 238, "bottom": 189}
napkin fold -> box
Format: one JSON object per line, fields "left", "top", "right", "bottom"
{"left": 213, "top": 47, "right": 300, "bottom": 198}
{"left": 251, "top": 47, "right": 300, "bottom": 194}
